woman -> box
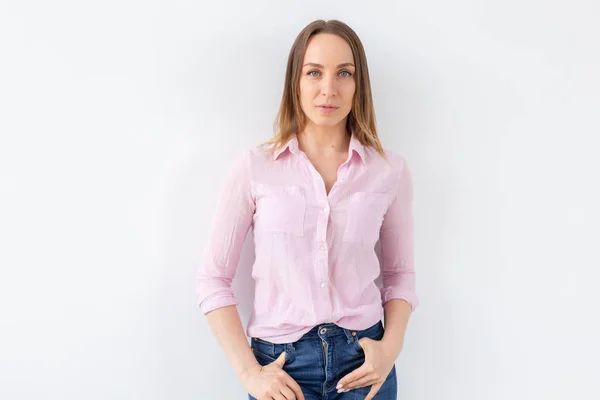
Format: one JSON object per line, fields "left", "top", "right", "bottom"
{"left": 196, "top": 19, "right": 419, "bottom": 400}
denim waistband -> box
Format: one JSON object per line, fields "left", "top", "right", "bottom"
{"left": 296, "top": 320, "right": 383, "bottom": 342}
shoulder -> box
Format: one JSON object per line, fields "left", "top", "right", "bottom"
{"left": 238, "top": 143, "right": 276, "bottom": 170}
{"left": 227, "top": 142, "right": 276, "bottom": 177}
{"left": 364, "top": 145, "right": 410, "bottom": 176}
{"left": 379, "top": 148, "right": 414, "bottom": 199}
{"left": 384, "top": 148, "right": 410, "bottom": 174}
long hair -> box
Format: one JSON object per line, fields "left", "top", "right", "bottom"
{"left": 264, "top": 19, "right": 385, "bottom": 158}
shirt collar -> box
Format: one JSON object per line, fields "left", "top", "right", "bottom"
{"left": 348, "top": 132, "right": 367, "bottom": 164}
{"left": 273, "top": 132, "right": 367, "bottom": 164}
{"left": 273, "top": 134, "right": 300, "bottom": 160}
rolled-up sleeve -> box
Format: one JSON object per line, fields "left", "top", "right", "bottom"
{"left": 195, "top": 150, "right": 255, "bottom": 314}
{"left": 379, "top": 157, "right": 419, "bottom": 311}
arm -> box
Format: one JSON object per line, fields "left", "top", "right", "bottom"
{"left": 205, "top": 305, "right": 261, "bottom": 384}
{"left": 196, "top": 151, "right": 259, "bottom": 381}
{"left": 335, "top": 159, "right": 418, "bottom": 397}
{"left": 196, "top": 152, "right": 305, "bottom": 399}
{"left": 379, "top": 158, "right": 419, "bottom": 356}
{"left": 380, "top": 299, "right": 411, "bottom": 358}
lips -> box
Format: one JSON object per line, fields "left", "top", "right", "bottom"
{"left": 317, "top": 105, "right": 338, "bottom": 114}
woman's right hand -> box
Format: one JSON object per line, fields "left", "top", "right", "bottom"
{"left": 242, "top": 352, "right": 305, "bottom": 400}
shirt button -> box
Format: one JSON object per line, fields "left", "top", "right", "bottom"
{"left": 323, "top": 206, "right": 328, "bottom": 213}
{"left": 320, "top": 282, "right": 326, "bottom": 288}
{"left": 320, "top": 244, "right": 326, "bottom": 251}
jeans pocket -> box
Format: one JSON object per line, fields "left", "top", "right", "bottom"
{"left": 251, "top": 338, "right": 276, "bottom": 364}
{"left": 353, "top": 321, "right": 385, "bottom": 351}
{"left": 251, "top": 338, "right": 290, "bottom": 366}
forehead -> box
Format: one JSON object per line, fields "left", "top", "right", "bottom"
{"left": 303, "top": 33, "right": 354, "bottom": 65}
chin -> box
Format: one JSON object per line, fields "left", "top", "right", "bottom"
{"left": 312, "top": 115, "right": 343, "bottom": 126}
{"left": 315, "top": 121, "right": 339, "bottom": 128}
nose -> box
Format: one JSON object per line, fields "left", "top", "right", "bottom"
{"left": 320, "top": 74, "right": 337, "bottom": 97}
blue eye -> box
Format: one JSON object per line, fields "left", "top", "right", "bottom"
{"left": 306, "top": 70, "right": 353, "bottom": 77}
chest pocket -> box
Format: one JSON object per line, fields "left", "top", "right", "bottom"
{"left": 254, "top": 184, "right": 306, "bottom": 236}
{"left": 343, "top": 192, "right": 391, "bottom": 245}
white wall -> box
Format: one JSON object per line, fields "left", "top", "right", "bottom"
{"left": 1, "top": 1, "right": 598, "bottom": 399}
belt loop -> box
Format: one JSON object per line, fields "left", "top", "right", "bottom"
{"left": 284, "top": 343, "right": 295, "bottom": 362}
{"left": 342, "top": 327, "right": 356, "bottom": 344}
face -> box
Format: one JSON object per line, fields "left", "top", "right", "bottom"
{"left": 299, "top": 33, "right": 356, "bottom": 130}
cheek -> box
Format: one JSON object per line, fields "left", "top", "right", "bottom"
{"left": 300, "top": 84, "right": 318, "bottom": 106}
{"left": 342, "top": 86, "right": 355, "bottom": 107}
{"left": 342, "top": 81, "right": 355, "bottom": 97}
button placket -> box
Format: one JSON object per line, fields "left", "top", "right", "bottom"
{"left": 301, "top": 154, "right": 333, "bottom": 299}
{"left": 315, "top": 194, "right": 329, "bottom": 290}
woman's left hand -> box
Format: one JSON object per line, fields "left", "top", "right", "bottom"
{"left": 335, "top": 337, "right": 402, "bottom": 399}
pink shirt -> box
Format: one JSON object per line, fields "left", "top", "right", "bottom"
{"left": 196, "top": 133, "right": 419, "bottom": 343}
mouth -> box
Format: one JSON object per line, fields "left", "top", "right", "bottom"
{"left": 317, "top": 105, "right": 339, "bottom": 113}
{"left": 317, "top": 105, "right": 339, "bottom": 109}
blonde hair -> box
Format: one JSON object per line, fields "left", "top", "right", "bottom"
{"left": 264, "top": 19, "right": 385, "bottom": 158}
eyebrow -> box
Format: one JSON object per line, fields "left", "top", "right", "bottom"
{"left": 303, "top": 62, "right": 355, "bottom": 68}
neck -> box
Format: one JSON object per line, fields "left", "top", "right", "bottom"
{"left": 297, "top": 121, "right": 350, "bottom": 157}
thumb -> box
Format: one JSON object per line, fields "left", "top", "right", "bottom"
{"left": 272, "top": 351, "right": 286, "bottom": 368}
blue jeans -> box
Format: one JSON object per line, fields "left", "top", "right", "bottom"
{"left": 248, "top": 320, "right": 397, "bottom": 399}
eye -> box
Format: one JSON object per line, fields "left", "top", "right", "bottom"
{"left": 306, "top": 70, "right": 353, "bottom": 77}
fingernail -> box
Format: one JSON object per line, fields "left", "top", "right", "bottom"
{"left": 336, "top": 384, "right": 342, "bottom": 389}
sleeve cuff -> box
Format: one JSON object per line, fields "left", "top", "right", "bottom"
{"left": 381, "top": 290, "right": 419, "bottom": 312}
{"left": 199, "top": 293, "right": 239, "bottom": 315}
